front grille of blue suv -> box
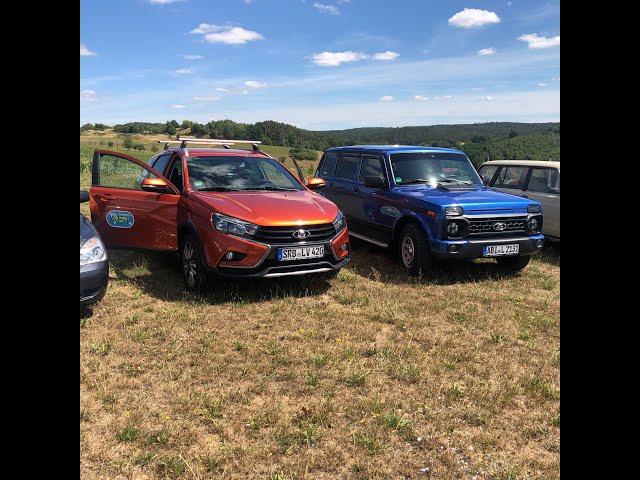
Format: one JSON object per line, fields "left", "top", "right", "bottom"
{"left": 314, "top": 146, "right": 545, "bottom": 276}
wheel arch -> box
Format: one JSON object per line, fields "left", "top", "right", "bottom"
{"left": 391, "top": 213, "right": 433, "bottom": 251}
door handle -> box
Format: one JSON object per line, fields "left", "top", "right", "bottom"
{"left": 96, "top": 193, "right": 115, "bottom": 201}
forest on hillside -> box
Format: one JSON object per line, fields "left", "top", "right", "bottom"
{"left": 81, "top": 120, "right": 560, "bottom": 166}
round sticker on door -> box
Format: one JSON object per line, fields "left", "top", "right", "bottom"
{"left": 106, "top": 210, "right": 135, "bottom": 229}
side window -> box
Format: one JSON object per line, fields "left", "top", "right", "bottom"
{"left": 166, "top": 156, "right": 184, "bottom": 192}
{"left": 478, "top": 165, "right": 498, "bottom": 184}
{"left": 496, "top": 166, "right": 528, "bottom": 190}
{"left": 359, "top": 156, "right": 385, "bottom": 182}
{"left": 527, "top": 167, "right": 559, "bottom": 193}
{"left": 319, "top": 153, "right": 337, "bottom": 178}
{"left": 152, "top": 154, "right": 173, "bottom": 177}
{"left": 97, "top": 153, "right": 156, "bottom": 190}
{"left": 334, "top": 154, "right": 359, "bottom": 180}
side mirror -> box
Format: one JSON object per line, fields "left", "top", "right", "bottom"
{"left": 80, "top": 190, "right": 90, "bottom": 203}
{"left": 364, "top": 175, "right": 387, "bottom": 189}
{"left": 306, "top": 177, "right": 326, "bottom": 190}
{"left": 141, "top": 177, "right": 174, "bottom": 194}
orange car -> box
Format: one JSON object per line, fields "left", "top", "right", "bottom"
{"left": 89, "top": 139, "right": 350, "bottom": 291}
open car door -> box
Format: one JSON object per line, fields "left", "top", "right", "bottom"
{"left": 90, "top": 150, "right": 181, "bottom": 251}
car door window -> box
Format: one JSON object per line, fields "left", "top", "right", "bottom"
{"left": 359, "top": 155, "right": 385, "bottom": 183}
{"left": 495, "top": 166, "right": 528, "bottom": 190}
{"left": 97, "top": 153, "right": 157, "bottom": 190}
{"left": 166, "top": 156, "right": 184, "bottom": 192}
{"left": 319, "top": 153, "right": 338, "bottom": 178}
{"left": 527, "top": 167, "right": 559, "bottom": 194}
{"left": 478, "top": 165, "right": 498, "bottom": 184}
{"left": 334, "top": 154, "right": 359, "bottom": 180}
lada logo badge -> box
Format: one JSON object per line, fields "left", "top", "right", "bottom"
{"left": 292, "top": 229, "right": 311, "bottom": 239}
{"left": 493, "top": 222, "right": 507, "bottom": 231}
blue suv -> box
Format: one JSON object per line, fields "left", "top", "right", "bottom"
{"left": 315, "top": 146, "right": 544, "bottom": 275}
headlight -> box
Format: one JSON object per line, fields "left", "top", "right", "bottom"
{"left": 445, "top": 206, "right": 463, "bottom": 217}
{"left": 527, "top": 216, "right": 542, "bottom": 233}
{"left": 333, "top": 210, "right": 346, "bottom": 233}
{"left": 447, "top": 222, "right": 460, "bottom": 236}
{"left": 212, "top": 213, "right": 258, "bottom": 238}
{"left": 80, "top": 237, "right": 107, "bottom": 266}
{"left": 528, "top": 204, "right": 542, "bottom": 214}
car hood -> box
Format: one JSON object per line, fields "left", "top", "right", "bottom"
{"left": 399, "top": 186, "right": 537, "bottom": 214}
{"left": 190, "top": 190, "right": 339, "bottom": 226}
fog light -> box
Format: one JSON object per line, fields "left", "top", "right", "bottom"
{"left": 225, "top": 252, "right": 235, "bottom": 260}
{"left": 341, "top": 242, "right": 349, "bottom": 252}
{"left": 535, "top": 239, "right": 544, "bottom": 248}
{"left": 447, "top": 222, "right": 459, "bottom": 237}
{"left": 448, "top": 245, "right": 459, "bottom": 253}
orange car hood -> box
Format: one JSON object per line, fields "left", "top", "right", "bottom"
{"left": 191, "top": 190, "right": 339, "bottom": 226}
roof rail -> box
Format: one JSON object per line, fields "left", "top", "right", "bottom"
{"left": 158, "top": 137, "right": 263, "bottom": 151}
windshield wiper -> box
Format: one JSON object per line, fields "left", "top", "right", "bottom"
{"left": 197, "top": 186, "right": 240, "bottom": 192}
{"left": 401, "top": 179, "right": 433, "bottom": 185}
{"left": 242, "top": 186, "right": 298, "bottom": 191}
{"left": 402, "top": 178, "right": 473, "bottom": 185}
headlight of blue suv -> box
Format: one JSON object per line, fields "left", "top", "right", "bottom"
{"left": 333, "top": 210, "right": 346, "bottom": 232}
{"left": 445, "top": 206, "right": 464, "bottom": 217}
{"left": 213, "top": 213, "right": 259, "bottom": 238}
{"left": 80, "top": 237, "right": 107, "bottom": 266}
{"left": 447, "top": 222, "right": 460, "bottom": 236}
{"left": 527, "top": 204, "right": 542, "bottom": 214}
{"left": 527, "top": 216, "right": 541, "bottom": 233}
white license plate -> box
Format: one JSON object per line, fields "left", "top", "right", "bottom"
{"left": 277, "top": 245, "right": 325, "bottom": 261}
{"left": 483, "top": 244, "right": 519, "bottom": 256}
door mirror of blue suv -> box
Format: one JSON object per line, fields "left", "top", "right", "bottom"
{"left": 364, "top": 175, "right": 387, "bottom": 189}
{"left": 80, "top": 190, "right": 90, "bottom": 203}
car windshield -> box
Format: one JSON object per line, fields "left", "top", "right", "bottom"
{"left": 390, "top": 152, "right": 483, "bottom": 186}
{"left": 186, "top": 156, "right": 303, "bottom": 192}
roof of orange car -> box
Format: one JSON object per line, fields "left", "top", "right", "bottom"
{"left": 169, "top": 147, "right": 270, "bottom": 157}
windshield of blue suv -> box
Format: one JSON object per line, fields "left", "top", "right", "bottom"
{"left": 390, "top": 152, "right": 483, "bottom": 186}
{"left": 186, "top": 156, "right": 304, "bottom": 192}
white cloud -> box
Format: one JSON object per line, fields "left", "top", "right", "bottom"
{"left": 244, "top": 80, "right": 268, "bottom": 89}
{"left": 414, "top": 95, "right": 429, "bottom": 101}
{"left": 241, "top": 89, "right": 250, "bottom": 95}
{"left": 478, "top": 48, "right": 496, "bottom": 56}
{"left": 183, "top": 54, "right": 204, "bottom": 60}
{"left": 373, "top": 51, "right": 400, "bottom": 61}
{"left": 537, "top": 82, "right": 548, "bottom": 87}
{"left": 471, "top": 87, "right": 483, "bottom": 91}
{"left": 171, "top": 104, "right": 186, "bottom": 109}
{"left": 148, "top": 0, "right": 186, "bottom": 4}
{"left": 311, "top": 51, "right": 367, "bottom": 67}
{"left": 380, "top": 95, "right": 394, "bottom": 102}
{"left": 482, "top": 96, "right": 494, "bottom": 101}
{"left": 448, "top": 8, "right": 500, "bottom": 28}
{"left": 518, "top": 33, "right": 560, "bottom": 49}
{"left": 193, "top": 96, "right": 220, "bottom": 102}
{"left": 215, "top": 87, "right": 230, "bottom": 92}
{"left": 313, "top": 3, "right": 340, "bottom": 15}
{"left": 80, "top": 89, "right": 97, "bottom": 102}
{"left": 80, "top": 43, "right": 97, "bottom": 56}
{"left": 190, "top": 24, "right": 264, "bottom": 44}
{"left": 175, "top": 68, "right": 193, "bottom": 75}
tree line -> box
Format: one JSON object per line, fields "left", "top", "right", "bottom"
{"left": 81, "top": 120, "right": 560, "bottom": 166}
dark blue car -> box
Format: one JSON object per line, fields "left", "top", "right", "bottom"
{"left": 314, "top": 146, "right": 544, "bottom": 275}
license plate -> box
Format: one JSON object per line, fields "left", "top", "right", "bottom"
{"left": 483, "top": 244, "right": 519, "bottom": 256}
{"left": 277, "top": 245, "right": 325, "bottom": 261}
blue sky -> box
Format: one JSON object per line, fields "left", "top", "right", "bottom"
{"left": 80, "top": 0, "right": 560, "bottom": 130}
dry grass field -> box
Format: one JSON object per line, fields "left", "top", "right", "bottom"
{"left": 80, "top": 136, "right": 559, "bottom": 480}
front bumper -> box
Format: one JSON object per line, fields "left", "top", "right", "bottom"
{"left": 212, "top": 227, "right": 351, "bottom": 279}
{"left": 431, "top": 234, "right": 545, "bottom": 260}
{"left": 80, "top": 260, "right": 109, "bottom": 306}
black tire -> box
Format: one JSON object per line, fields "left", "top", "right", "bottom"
{"left": 180, "top": 232, "right": 209, "bottom": 292}
{"left": 496, "top": 255, "right": 531, "bottom": 273}
{"left": 398, "top": 223, "right": 433, "bottom": 276}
